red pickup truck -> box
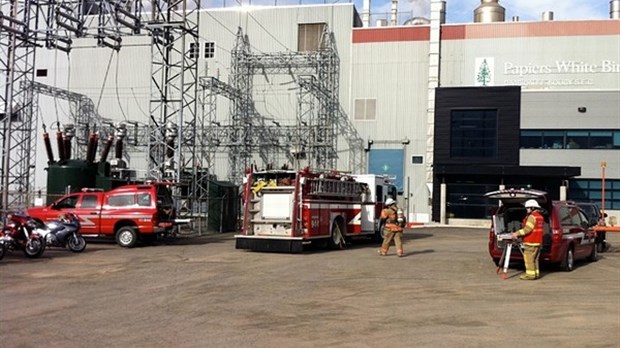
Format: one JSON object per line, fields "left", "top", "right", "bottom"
{"left": 27, "top": 183, "right": 178, "bottom": 247}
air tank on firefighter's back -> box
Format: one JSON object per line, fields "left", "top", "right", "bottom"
{"left": 46, "top": 159, "right": 97, "bottom": 205}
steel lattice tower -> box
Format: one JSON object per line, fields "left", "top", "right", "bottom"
{"left": 219, "top": 26, "right": 365, "bottom": 184}
{"left": 1, "top": 0, "right": 46, "bottom": 212}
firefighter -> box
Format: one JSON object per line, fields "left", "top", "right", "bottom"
{"left": 511, "top": 199, "right": 544, "bottom": 280}
{"left": 378, "top": 198, "right": 406, "bottom": 257}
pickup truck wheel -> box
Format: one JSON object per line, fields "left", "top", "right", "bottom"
{"left": 116, "top": 227, "right": 138, "bottom": 248}
{"left": 560, "top": 246, "right": 574, "bottom": 272}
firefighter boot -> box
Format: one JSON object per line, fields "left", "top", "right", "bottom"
{"left": 519, "top": 275, "right": 537, "bottom": 280}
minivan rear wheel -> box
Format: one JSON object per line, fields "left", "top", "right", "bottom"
{"left": 560, "top": 247, "right": 574, "bottom": 272}
{"left": 587, "top": 243, "right": 598, "bottom": 262}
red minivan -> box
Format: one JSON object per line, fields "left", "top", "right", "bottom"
{"left": 485, "top": 188, "right": 598, "bottom": 271}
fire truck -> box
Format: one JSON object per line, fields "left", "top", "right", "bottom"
{"left": 235, "top": 167, "right": 399, "bottom": 252}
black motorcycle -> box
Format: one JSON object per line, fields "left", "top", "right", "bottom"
{"left": 0, "top": 238, "right": 6, "bottom": 260}
{"left": 33, "top": 213, "right": 86, "bottom": 253}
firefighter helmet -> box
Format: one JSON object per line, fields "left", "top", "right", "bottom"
{"left": 385, "top": 198, "right": 396, "bottom": 206}
{"left": 524, "top": 199, "right": 540, "bottom": 209}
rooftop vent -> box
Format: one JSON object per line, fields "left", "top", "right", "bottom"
{"left": 542, "top": 11, "right": 554, "bottom": 21}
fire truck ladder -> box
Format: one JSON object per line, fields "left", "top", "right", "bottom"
{"left": 307, "top": 178, "right": 364, "bottom": 198}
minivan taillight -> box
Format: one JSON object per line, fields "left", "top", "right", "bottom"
{"left": 552, "top": 228, "right": 562, "bottom": 242}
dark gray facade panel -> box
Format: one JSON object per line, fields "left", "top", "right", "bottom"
{"left": 434, "top": 86, "right": 522, "bottom": 166}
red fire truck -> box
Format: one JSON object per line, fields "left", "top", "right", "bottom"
{"left": 235, "top": 167, "right": 398, "bottom": 252}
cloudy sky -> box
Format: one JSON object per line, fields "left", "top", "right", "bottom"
{"left": 209, "top": 0, "right": 613, "bottom": 23}
{"left": 359, "top": 0, "right": 612, "bottom": 23}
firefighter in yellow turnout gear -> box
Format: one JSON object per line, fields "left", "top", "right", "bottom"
{"left": 379, "top": 198, "right": 406, "bottom": 257}
{"left": 512, "top": 199, "right": 544, "bottom": 280}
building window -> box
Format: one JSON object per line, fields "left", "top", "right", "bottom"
{"left": 188, "top": 42, "right": 200, "bottom": 59}
{"left": 204, "top": 41, "right": 215, "bottom": 59}
{"left": 298, "top": 23, "right": 326, "bottom": 52}
{"left": 36, "top": 69, "right": 48, "bottom": 77}
{"left": 520, "top": 130, "right": 620, "bottom": 149}
{"left": 566, "top": 131, "right": 588, "bottom": 149}
{"left": 569, "top": 179, "right": 620, "bottom": 210}
{"left": 354, "top": 99, "right": 376, "bottom": 120}
{"left": 450, "top": 109, "right": 497, "bottom": 158}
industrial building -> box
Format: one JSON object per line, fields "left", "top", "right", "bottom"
{"left": 1, "top": 0, "right": 619, "bottom": 227}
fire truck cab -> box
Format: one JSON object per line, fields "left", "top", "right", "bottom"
{"left": 235, "top": 168, "right": 398, "bottom": 253}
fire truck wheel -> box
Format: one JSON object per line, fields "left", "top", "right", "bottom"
{"left": 116, "top": 227, "right": 138, "bottom": 248}
{"left": 328, "top": 220, "right": 345, "bottom": 250}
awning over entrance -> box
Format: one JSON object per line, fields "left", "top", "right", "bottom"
{"left": 434, "top": 164, "right": 581, "bottom": 178}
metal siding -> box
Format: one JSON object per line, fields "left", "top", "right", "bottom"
{"left": 521, "top": 91, "right": 620, "bottom": 128}
{"left": 521, "top": 150, "right": 619, "bottom": 179}
{"left": 351, "top": 39, "right": 429, "bottom": 216}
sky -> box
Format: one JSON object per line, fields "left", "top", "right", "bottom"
{"left": 359, "top": 0, "right": 613, "bottom": 23}
{"left": 208, "top": 0, "right": 613, "bottom": 23}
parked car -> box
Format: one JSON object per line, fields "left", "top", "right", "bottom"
{"left": 27, "top": 183, "right": 179, "bottom": 248}
{"left": 485, "top": 188, "right": 598, "bottom": 272}
{"left": 574, "top": 201, "right": 609, "bottom": 252}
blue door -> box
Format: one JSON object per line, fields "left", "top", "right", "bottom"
{"left": 368, "top": 149, "right": 404, "bottom": 193}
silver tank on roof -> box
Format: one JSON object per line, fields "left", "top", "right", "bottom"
{"left": 474, "top": 0, "right": 505, "bottom": 23}
{"left": 404, "top": 17, "right": 431, "bottom": 25}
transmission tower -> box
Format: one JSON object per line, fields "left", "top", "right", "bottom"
{"left": 1, "top": 0, "right": 57, "bottom": 212}
{"left": 210, "top": 26, "right": 365, "bottom": 184}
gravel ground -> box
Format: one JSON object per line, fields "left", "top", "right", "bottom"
{"left": 1, "top": 227, "right": 619, "bottom": 348}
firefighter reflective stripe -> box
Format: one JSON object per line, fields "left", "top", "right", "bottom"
{"left": 385, "top": 223, "right": 403, "bottom": 231}
{"left": 519, "top": 211, "right": 544, "bottom": 245}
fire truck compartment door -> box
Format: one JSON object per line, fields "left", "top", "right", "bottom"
{"left": 361, "top": 204, "right": 374, "bottom": 231}
{"left": 261, "top": 193, "right": 292, "bottom": 220}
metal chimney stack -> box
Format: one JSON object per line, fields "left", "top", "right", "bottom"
{"left": 611, "top": 0, "right": 620, "bottom": 19}
{"left": 362, "top": 0, "right": 371, "bottom": 27}
{"left": 391, "top": 0, "right": 398, "bottom": 26}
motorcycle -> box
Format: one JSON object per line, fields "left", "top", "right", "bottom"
{"left": 0, "top": 213, "right": 46, "bottom": 258}
{"left": 0, "top": 236, "right": 6, "bottom": 261}
{"left": 32, "top": 213, "right": 86, "bottom": 253}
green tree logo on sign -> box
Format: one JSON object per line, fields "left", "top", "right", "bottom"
{"left": 477, "top": 59, "right": 491, "bottom": 86}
